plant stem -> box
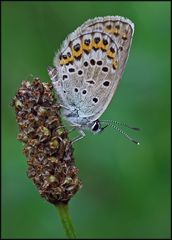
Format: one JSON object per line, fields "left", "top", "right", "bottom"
{"left": 56, "top": 203, "right": 77, "bottom": 239}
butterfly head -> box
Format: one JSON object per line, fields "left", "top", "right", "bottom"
{"left": 90, "top": 119, "right": 140, "bottom": 145}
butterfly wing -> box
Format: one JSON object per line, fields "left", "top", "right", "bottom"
{"left": 52, "top": 16, "right": 134, "bottom": 122}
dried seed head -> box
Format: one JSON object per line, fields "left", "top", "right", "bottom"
{"left": 11, "top": 78, "right": 82, "bottom": 204}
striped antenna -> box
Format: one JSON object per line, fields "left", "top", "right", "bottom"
{"left": 101, "top": 120, "right": 141, "bottom": 131}
{"left": 100, "top": 121, "right": 140, "bottom": 145}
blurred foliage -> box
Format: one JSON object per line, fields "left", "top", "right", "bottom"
{"left": 2, "top": 1, "right": 170, "bottom": 238}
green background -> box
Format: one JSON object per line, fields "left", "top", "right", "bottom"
{"left": 2, "top": 1, "right": 170, "bottom": 238}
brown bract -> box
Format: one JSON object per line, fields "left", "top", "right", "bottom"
{"left": 12, "top": 78, "right": 82, "bottom": 204}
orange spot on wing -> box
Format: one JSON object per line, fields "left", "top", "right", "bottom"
{"left": 82, "top": 42, "right": 92, "bottom": 52}
{"left": 106, "top": 27, "right": 120, "bottom": 35}
{"left": 60, "top": 55, "right": 74, "bottom": 65}
{"left": 92, "top": 39, "right": 102, "bottom": 50}
{"left": 60, "top": 59, "right": 68, "bottom": 65}
{"left": 98, "top": 41, "right": 104, "bottom": 49}
{"left": 112, "top": 60, "right": 118, "bottom": 70}
{"left": 72, "top": 48, "right": 82, "bottom": 58}
{"left": 101, "top": 42, "right": 109, "bottom": 51}
{"left": 107, "top": 50, "right": 116, "bottom": 59}
{"left": 122, "top": 34, "right": 127, "bottom": 40}
{"left": 113, "top": 28, "right": 119, "bottom": 35}
{"left": 68, "top": 55, "right": 74, "bottom": 63}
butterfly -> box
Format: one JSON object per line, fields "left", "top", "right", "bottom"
{"left": 48, "top": 16, "right": 140, "bottom": 144}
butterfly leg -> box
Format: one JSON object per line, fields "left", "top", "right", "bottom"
{"left": 68, "top": 127, "right": 76, "bottom": 133}
{"left": 59, "top": 104, "right": 71, "bottom": 110}
{"left": 47, "top": 66, "right": 58, "bottom": 82}
{"left": 71, "top": 130, "right": 86, "bottom": 144}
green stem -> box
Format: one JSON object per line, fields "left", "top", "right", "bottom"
{"left": 56, "top": 203, "right": 77, "bottom": 239}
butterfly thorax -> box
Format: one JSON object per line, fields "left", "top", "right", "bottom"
{"left": 62, "top": 107, "right": 101, "bottom": 133}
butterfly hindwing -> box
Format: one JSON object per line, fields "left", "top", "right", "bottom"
{"left": 51, "top": 16, "right": 134, "bottom": 122}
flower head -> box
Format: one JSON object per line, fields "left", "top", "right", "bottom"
{"left": 12, "top": 78, "right": 82, "bottom": 204}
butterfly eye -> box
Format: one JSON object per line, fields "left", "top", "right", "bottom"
{"left": 91, "top": 121, "right": 101, "bottom": 133}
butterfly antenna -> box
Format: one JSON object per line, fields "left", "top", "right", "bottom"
{"left": 103, "top": 122, "right": 140, "bottom": 145}
{"left": 101, "top": 120, "right": 140, "bottom": 131}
